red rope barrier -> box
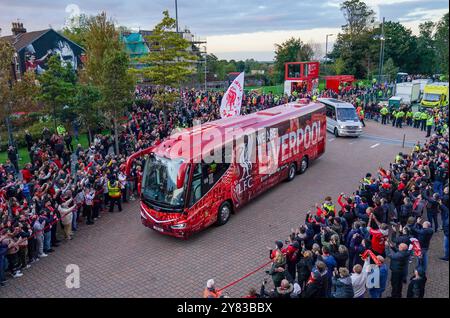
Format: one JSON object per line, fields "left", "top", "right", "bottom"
{"left": 29, "top": 209, "right": 74, "bottom": 239}
{"left": 217, "top": 260, "right": 273, "bottom": 293}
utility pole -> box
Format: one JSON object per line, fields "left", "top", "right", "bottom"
{"left": 204, "top": 46, "right": 207, "bottom": 91}
{"left": 175, "top": 0, "right": 179, "bottom": 33}
{"left": 325, "top": 34, "right": 334, "bottom": 76}
{"left": 325, "top": 34, "right": 334, "bottom": 62}
{"left": 377, "top": 17, "right": 386, "bottom": 84}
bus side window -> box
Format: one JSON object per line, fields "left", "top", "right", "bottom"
{"left": 201, "top": 160, "right": 231, "bottom": 195}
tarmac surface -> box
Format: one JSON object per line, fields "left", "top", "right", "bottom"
{"left": 1, "top": 120, "right": 448, "bottom": 298}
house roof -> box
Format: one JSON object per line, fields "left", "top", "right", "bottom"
{"left": 0, "top": 29, "right": 85, "bottom": 52}
{"left": 0, "top": 29, "right": 50, "bottom": 52}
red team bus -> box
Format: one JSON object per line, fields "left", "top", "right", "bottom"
{"left": 126, "top": 100, "right": 327, "bottom": 238}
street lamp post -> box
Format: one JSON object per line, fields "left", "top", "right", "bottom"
{"left": 175, "top": 0, "right": 179, "bottom": 33}
{"left": 377, "top": 17, "right": 386, "bottom": 83}
{"left": 325, "top": 34, "right": 334, "bottom": 62}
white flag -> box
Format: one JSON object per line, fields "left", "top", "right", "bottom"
{"left": 220, "top": 72, "right": 245, "bottom": 118}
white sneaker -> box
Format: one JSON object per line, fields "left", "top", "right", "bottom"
{"left": 13, "top": 272, "right": 23, "bottom": 278}
{"left": 39, "top": 253, "right": 48, "bottom": 258}
{"left": 25, "top": 264, "right": 31, "bottom": 269}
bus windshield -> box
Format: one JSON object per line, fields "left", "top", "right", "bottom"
{"left": 141, "top": 155, "right": 188, "bottom": 210}
{"left": 423, "top": 93, "right": 441, "bottom": 102}
{"left": 336, "top": 108, "right": 359, "bottom": 121}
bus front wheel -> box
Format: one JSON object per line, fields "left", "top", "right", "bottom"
{"left": 216, "top": 202, "right": 232, "bottom": 226}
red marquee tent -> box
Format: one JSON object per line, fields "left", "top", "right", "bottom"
{"left": 324, "top": 75, "right": 355, "bottom": 93}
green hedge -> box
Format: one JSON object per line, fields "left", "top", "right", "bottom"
{"left": 0, "top": 121, "right": 54, "bottom": 151}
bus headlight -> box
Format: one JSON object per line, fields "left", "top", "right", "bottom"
{"left": 171, "top": 223, "right": 187, "bottom": 229}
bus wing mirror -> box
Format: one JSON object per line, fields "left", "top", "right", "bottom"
{"left": 177, "top": 163, "right": 188, "bottom": 189}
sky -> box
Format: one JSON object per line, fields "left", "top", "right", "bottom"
{"left": 0, "top": 0, "right": 448, "bottom": 61}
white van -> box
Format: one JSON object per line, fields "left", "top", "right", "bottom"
{"left": 318, "top": 98, "right": 363, "bottom": 137}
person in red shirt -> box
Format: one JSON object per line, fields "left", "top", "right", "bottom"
{"left": 21, "top": 164, "right": 33, "bottom": 183}
{"left": 367, "top": 213, "right": 389, "bottom": 257}
{"left": 282, "top": 235, "right": 300, "bottom": 280}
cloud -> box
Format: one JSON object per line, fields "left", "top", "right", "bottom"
{"left": 399, "top": 7, "right": 449, "bottom": 21}
{"left": 0, "top": 0, "right": 447, "bottom": 60}
{"left": 208, "top": 27, "right": 340, "bottom": 61}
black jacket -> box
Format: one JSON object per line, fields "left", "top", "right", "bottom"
{"left": 332, "top": 275, "right": 354, "bottom": 298}
{"left": 386, "top": 246, "right": 410, "bottom": 272}
{"left": 407, "top": 276, "right": 427, "bottom": 298}
{"left": 301, "top": 275, "right": 323, "bottom": 298}
{"left": 333, "top": 251, "right": 349, "bottom": 269}
{"left": 411, "top": 224, "right": 434, "bottom": 249}
{"left": 296, "top": 257, "right": 314, "bottom": 283}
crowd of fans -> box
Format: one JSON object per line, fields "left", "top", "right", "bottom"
{"left": 1, "top": 83, "right": 448, "bottom": 298}
{"left": 0, "top": 86, "right": 299, "bottom": 287}
{"left": 205, "top": 125, "right": 449, "bottom": 298}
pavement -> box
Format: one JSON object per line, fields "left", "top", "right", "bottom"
{"left": 1, "top": 120, "right": 448, "bottom": 298}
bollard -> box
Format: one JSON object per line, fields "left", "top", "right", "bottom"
{"left": 402, "top": 134, "right": 406, "bottom": 148}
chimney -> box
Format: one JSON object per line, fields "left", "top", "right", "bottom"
{"left": 12, "top": 22, "right": 27, "bottom": 36}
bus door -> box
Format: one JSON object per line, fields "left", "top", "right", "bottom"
{"left": 187, "top": 163, "right": 205, "bottom": 231}
{"left": 188, "top": 154, "right": 231, "bottom": 227}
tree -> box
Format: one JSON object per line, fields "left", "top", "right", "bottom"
{"left": 0, "top": 39, "right": 16, "bottom": 121}
{"left": 434, "top": 13, "right": 449, "bottom": 75}
{"left": 100, "top": 50, "right": 134, "bottom": 154}
{"left": 332, "top": 58, "right": 346, "bottom": 75}
{"left": 61, "top": 13, "right": 90, "bottom": 48}
{"left": 340, "top": 0, "right": 375, "bottom": 38}
{"left": 308, "top": 40, "right": 324, "bottom": 62}
{"left": 83, "top": 12, "right": 122, "bottom": 86}
{"left": 379, "top": 21, "right": 416, "bottom": 73}
{"left": 79, "top": 12, "right": 133, "bottom": 152}
{"left": 382, "top": 58, "right": 398, "bottom": 82}
{"left": 274, "top": 37, "right": 314, "bottom": 83}
{"left": 0, "top": 39, "right": 17, "bottom": 147}
{"left": 36, "top": 55, "right": 77, "bottom": 131}
{"left": 411, "top": 21, "right": 436, "bottom": 75}
{"left": 73, "top": 83, "right": 102, "bottom": 144}
{"left": 135, "top": 10, "right": 197, "bottom": 124}
{"left": 330, "top": 0, "right": 376, "bottom": 78}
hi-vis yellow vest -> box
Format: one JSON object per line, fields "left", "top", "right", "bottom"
{"left": 323, "top": 203, "right": 335, "bottom": 215}
{"left": 108, "top": 181, "right": 121, "bottom": 198}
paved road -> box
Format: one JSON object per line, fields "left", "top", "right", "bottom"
{"left": 1, "top": 121, "right": 448, "bottom": 298}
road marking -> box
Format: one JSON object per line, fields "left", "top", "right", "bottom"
{"left": 349, "top": 142, "right": 355, "bottom": 145}
{"left": 328, "top": 138, "right": 335, "bottom": 142}
{"left": 370, "top": 143, "right": 380, "bottom": 149}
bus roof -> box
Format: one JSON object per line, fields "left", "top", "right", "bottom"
{"left": 153, "top": 101, "right": 325, "bottom": 161}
